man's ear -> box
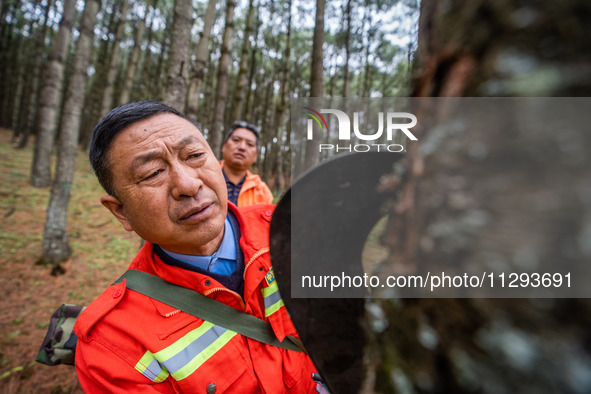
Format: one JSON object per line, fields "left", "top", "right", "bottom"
{"left": 100, "top": 195, "right": 134, "bottom": 232}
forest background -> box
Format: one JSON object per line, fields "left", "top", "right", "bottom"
{"left": 2, "top": 0, "right": 591, "bottom": 393}
{"left": 1, "top": 0, "right": 417, "bottom": 391}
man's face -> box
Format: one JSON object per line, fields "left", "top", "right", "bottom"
{"left": 101, "top": 113, "right": 228, "bottom": 256}
{"left": 221, "top": 127, "right": 258, "bottom": 171}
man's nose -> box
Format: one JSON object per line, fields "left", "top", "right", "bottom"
{"left": 170, "top": 164, "right": 202, "bottom": 199}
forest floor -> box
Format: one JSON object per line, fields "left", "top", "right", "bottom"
{"left": 0, "top": 129, "right": 140, "bottom": 393}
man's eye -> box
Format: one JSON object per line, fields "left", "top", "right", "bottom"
{"left": 188, "top": 153, "right": 203, "bottom": 160}
{"left": 143, "top": 169, "right": 162, "bottom": 181}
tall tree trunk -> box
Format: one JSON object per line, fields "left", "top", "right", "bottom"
{"left": 243, "top": 7, "right": 261, "bottom": 123}
{"left": 31, "top": 0, "right": 76, "bottom": 187}
{"left": 230, "top": 0, "right": 255, "bottom": 122}
{"left": 304, "top": 0, "right": 325, "bottom": 169}
{"left": 0, "top": 0, "right": 22, "bottom": 128}
{"left": 41, "top": 0, "right": 100, "bottom": 269}
{"left": 198, "top": 44, "right": 215, "bottom": 130}
{"left": 164, "top": 0, "right": 193, "bottom": 111}
{"left": 259, "top": 0, "right": 279, "bottom": 184}
{"left": 209, "top": 0, "right": 236, "bottom": 158}
{"left": 272, "top": 0, "right": 291, "bottom": 196}
{"left": 342, "top": 0, "right": 352, "bottom": 98}
{"left": 185, "top": 0, "right": 217, "bottom": 119}
{"left": 79, "top": 4, "right": 117, "bottom": 151}
{"left": 101, "top": 0, "right": 129, "bottom": 114}
{"left": 361, "top": 0, "right": 373, "bottom": 98}
{"left": 364, "top": 0, "right": 591, "bottom": 393}
{"left": 140, "top": 0, "right": 157, "bottom": 98}
{"left": 23, "top": 0, "right": 53, "bottom": 146}
{"left": 13, "top": 0, "right": 49, "bottom": 149}
{"left": 119, "top": 0, "right": 149, "bottom": 105}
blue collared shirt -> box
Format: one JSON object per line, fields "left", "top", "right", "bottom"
{"left": 160, "top": 217, "right": 237, "bottom": 275}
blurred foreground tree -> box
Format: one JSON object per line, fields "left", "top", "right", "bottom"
{"left": 365, "top": 0, "right": 591, "bottom": 392}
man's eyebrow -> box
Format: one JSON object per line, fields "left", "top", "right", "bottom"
{"left": 131, "top": 136, "right": 202, "bottom": 168}
{"left": 172, "top": 135, "right": 200, "bottom": 150}
{"left": 232, "top": 135, "right": 256, "bottom": 144}
{"left": 131, "top": 150, "right": 161, "bottom": 168}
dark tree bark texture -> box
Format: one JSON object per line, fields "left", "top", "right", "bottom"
{"left": 366, "top": 1, "right": 591, "bottom": 393}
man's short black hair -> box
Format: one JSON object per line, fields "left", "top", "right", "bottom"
{"left": 223, "top": 121, "right": 260, "bottom": 147}
{"left": 89, "top": 101, "right": 201, "bottom": 197}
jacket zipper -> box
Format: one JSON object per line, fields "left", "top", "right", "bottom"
{"left": 244, "top": 247, "right": 270, "bottom": 280}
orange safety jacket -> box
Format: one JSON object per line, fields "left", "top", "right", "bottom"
{"left": 73, "top": 204, "right": 318, "bottom": 393}
{"left": 220, "top": 161, "right": 274, "bottom": 206}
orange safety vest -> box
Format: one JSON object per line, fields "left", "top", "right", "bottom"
{"left": 73, "top": 204, "right": 318, "bottom": 393}
{"left": 220, "top": 161, "right": 274, "bottom": 206}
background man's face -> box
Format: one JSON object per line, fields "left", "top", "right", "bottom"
{"left": 221, "top": 128, "right": 258, "bottom": 171}
{"left": 102, "top": 113, "right": 228, "bottom": 256}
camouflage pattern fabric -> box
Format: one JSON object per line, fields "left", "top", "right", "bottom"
{"left": 36, "top": 304, "right": 86, "bottom": 366}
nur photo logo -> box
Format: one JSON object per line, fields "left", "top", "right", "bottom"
{"left": 302, "top": 107, "right": 418, "bottom": 153}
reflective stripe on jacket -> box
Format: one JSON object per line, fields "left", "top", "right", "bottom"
{"left": 73, "top": 204, "right": 317, "bottom": 393}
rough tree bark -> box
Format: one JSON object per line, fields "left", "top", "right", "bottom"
{"left": 30, "top": 0, "right": 76, "bottom": 187}
{"left": 41, "top": 0, "right": 100, "bottom": 270}
{"left": 229, "top": 0, "right": 255, "bottom": 123}
{"left": 119, "top": 1, "right": 149, "bottom": 105}
{"left": 303, "top": 0, "right": 325, "bottom": 170}
{"left": 101, "top": 0, "right": 129, "bottom": 114}
{"left": 13, "top": 0, "right": 50, "bottom": 149}
{"left": 342, "top": 0, "right": 352, "bottom": 98}
{"left": 271, "top": 0, "right": 292, "bottom": 195}
{"left": 185, "top": 0, "right": 218, "bottom": 119}
{"left": 164, "top": 0, "right": 193, "bottom": 111}
{"left": 209, "top": 0, "right": 236, "bottom": 157}
{"left": 363, "top": 1, "right": 591, "bottom": 393}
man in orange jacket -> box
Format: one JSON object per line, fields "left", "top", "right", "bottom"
{"left": 221, "top": 121, "right": 274, "bottom": 206}
{"left": 74, "top": 102, "right": 323, "bottom": 392}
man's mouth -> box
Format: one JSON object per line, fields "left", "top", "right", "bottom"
{"left": 177, "top": 202, "right": 213, "bottom": 223}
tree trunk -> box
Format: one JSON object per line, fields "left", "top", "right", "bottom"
{"left": 230, "top": 0, "right": 255, "bottom": 122}
{"left": 0, "top": 0, "right": 22, "bottom": 128}
{"left": 41, "top": 0, "right": 100, "bottom": 269}
{"left": 163, "top": 0, "right": 193, "bottom": 111}
{"left": 243, "top": 7, "right": 261, "bottom": 123}
{"left": 30, "top": 0, "right": 76, "bottom": 187}
{"left": 361, "top": 0, "right": 373, "bottom": 98}
{"left": 198, "top": 44, "right": 215, "bottom": 131}
{"left": 152, "top": 10, "right": 172, "bottom": 100}
{"left": 342, "top": 0, "right": 352, "bottom": 98}
{"left": 209, "top": 0, "right": 236, "bottom": 158}
{"left": 119, "top": 1, "right": 149, "bottom": 105}
{"left": 78, "top": 4, "right": 117, "bottom": 151}
{"left": 272, "top": 0, "right": 291, "bottom": 196}
{"left": 13, "top": 0, "right": 48, "bottom": 149}
{"left": 140, "top": 0, "right": 157, "bottom": 99}
{"left": 185, "top": 0, "right": 217, "bottom": 119}
{"left": 304, "top": 0, "right": 325, "bottom": 169}
{"left": 101, "top": 0, "right": 129, "bottom": 114}
{"left": 366, "top": 0, "right": 591, "bottom": 393}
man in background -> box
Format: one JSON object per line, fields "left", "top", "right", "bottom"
{"left": 221, "top": 121, "right": 274, "bottom": 206}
